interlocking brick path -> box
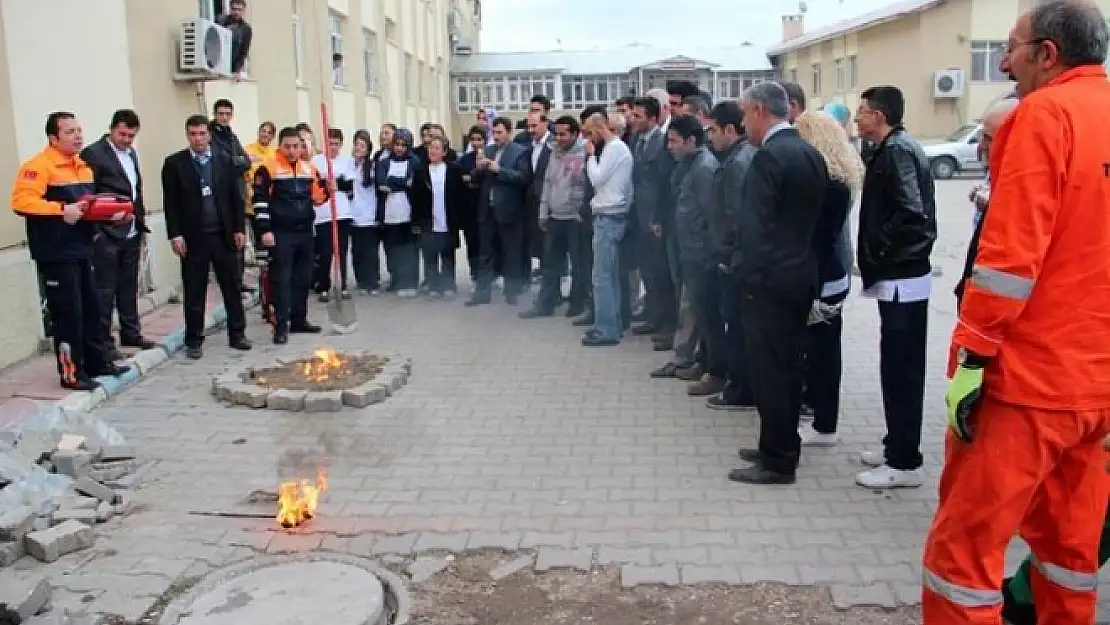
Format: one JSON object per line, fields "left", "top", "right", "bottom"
{"left": 6, "top": 179, "right": 1110, "bottom": 621}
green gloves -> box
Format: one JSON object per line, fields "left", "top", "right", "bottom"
{"left": 946, "top": 364, "right": 985, "bottom": 442}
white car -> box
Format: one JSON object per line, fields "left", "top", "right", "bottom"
{"left": 922, "top": 122, "right": 984, "bottom": 180}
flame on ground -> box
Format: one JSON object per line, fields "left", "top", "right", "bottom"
{"left": 299, "top": 347, "right": 350, "bottom": 382}
{"left": 276, "top": 469, "right": 328, "bottom": 528}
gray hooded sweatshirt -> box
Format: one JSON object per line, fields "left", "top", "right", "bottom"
{"left": 538, "top": 136, "right": 589, "bottom": 221}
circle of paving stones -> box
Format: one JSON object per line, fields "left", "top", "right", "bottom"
{"left": 211, "top": 351, "right": 413, "bottom": 412}
{"left": 158, "top": 552, "right": 411, "bottom": 625}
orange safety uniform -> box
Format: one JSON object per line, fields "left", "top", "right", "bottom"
{"left": 923, "top": 65, "right": 1110, "bottom": 624}
{"left": 11, "top": 145, "right": 109, "bottom": 385}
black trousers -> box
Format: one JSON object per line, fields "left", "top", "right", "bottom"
{"left": 268, "top": 229, "right": 313, "bottom": 331}
{"left": 685, "top": 262, "right": 727, "bottom": 378}
{"left": 878, "top": 297, "right": 929, "bottom": 471}
{"left": 618, "top": 225, "right": 637, "bottom": 323}
{"left": 382, "top": 223, "right": 419, "bottom": 290}
{"left": 460, "top": 217, "right": 481, "bottom": 281}
{"left": 807, "top": 290, "right": 849, "bottom": 435}
{"left": 180, "top": 232, "right": 247, "bottom": 348}
{"left": 313, "top": 220, "right": 351, "bottom": 292}
{"left": 476, "top": 218, "right": 525, "bottom": 295}
{"left": 92, "top": 234, "right": 142, "bottom": 347}
{"left": 419, "top": 230, "right": 456, "bottom": 292}
{"left": 350, "top": 225, "right": 383, "bottom": 290}
{"left": 721, "top": 273, "right": 754, "bottom": 404}
{"left": 638, "top": 228, "right": 679, "bottom": 333}
{"left": 742, "top": 288, "right": 812, "bottom": 475}
{"left": 38, "top": 260, "right": 108, "bottom": 382}
{"left": 535, "top": 218, "right": 588, "bottom": 311}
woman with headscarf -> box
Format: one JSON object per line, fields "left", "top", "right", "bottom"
{"left": 374, "top": 127, "right": 422, "bottom": 297}
{"left": 793, "top": 110, "right": 865, "bottom": 449}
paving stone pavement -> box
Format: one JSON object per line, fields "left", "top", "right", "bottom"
{"left": 9, "top": 178, "right": 1110, "bottom": 621}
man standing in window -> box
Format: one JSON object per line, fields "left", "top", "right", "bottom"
{"left": 218, "top": 0, "right": 253, "bottom": 80}
{"left": 81, "top": 109, "right": 155, "bottom": 361}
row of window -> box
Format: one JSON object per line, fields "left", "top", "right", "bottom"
{"left": 287, "top": 0, "right": 439, "bottom": 106}
{"left": 786, "top": 55, "right": 859, "bottom": 98}
{"left": 452, "top": 71, "right": 773, "bottom": 113}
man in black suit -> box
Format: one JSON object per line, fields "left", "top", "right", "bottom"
{"left": 162, "top": 114, "right": 252, "bottom": 360}
{"left": 728, "top": 82, "right": 828, "bottom": 485}
{"left": 465, "top": 117, "right": 531, "bottom": 306}
{"left": 524, "top": 111, "right": 552, "bottom": 278}
{"left": 80, "top": 109, "right": 155, "bottom": 360}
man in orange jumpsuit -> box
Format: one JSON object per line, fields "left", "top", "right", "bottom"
{"left": 922, "top": 1, "right": 1110, "bottom": 623}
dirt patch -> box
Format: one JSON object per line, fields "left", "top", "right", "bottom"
{"left": 405, "top": 552, "right": 922, "bottom": 625}
{"left": 248, "top": 351, "right": 388, "bottom": 392}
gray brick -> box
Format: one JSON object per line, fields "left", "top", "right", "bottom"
{"left": 798, "top": 565, "right": 862, "bottom": 584}
{"left": 679, "top": 564, "right": 744, "bottom": 584}
{"left": 490, "top": 554, "right": 534, "bottom": 580}
{"left": 24, "top": 519, "right": 95, "bottom": 562}
{"left": 0, "top": 538, "right": 25, "bottom": 567}
{"left": 596, "top": 545, "right": 652, "bottom": 565}
{"left": 412, "top": 532, "right": 469, "bottom": 552}
{"left": 408, "top": 555, "right": 450, "bottom": 583}
{"left": 535, "top": 547, "right": 593, "bottom": 572}
{"left": 829, "top": 583, "right": 899, "bottom": 609}
{"left": 620, "top": 563, "right": 680, "bottom": 587}
{"left": 520, "top": 531, "right": 574, "bottom": 548}
{"left": 266, "top": 388, "right": 307, "bottom": 410}
{"left": 0, "top": 505, "right": 35, "bottom": 541}
{"left": 739, "top": 564, "right": 802, "bottom": 585}
{"left": 99, "top": 444, "right": 137, "bottom": 462}
{"left": 0, "top": 576, "right": 51, "bottom": 622}
{"left": 304, "top": 391, "right": 344, "bottom": 412}
{"left": 230, "top": 384, "right": 270, "bottom": 408}
{"left": 53, "top": 450, "right": 93, "bottom": 478}
{"left": 73, "top": 476, "right": 117, "bottom": 502}
{"left": 342, "top": 382, "right": 387, "bottom": 408}
{"left": 466, "top": 532, "right": 521, "bottom": 550}
{"left": 370, "top": 534, "right": 418, "bottom": 555}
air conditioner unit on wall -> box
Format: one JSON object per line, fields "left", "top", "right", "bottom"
{"left": 177, "top": 18, "right": 233, "bottom": 80}
{"left": 933, "top": 68, "right": 965, "bottom": 99}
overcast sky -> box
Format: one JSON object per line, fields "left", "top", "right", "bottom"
{"left": 478, "top": 0, "right": 903, "bottom": 52}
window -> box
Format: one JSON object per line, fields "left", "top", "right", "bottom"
{"left": 417, "top": 61, "right": 426, "bottom": 103}
{"left": 788, "top": 68, "right": 798, "bottom": 84}
{"left": 834, "top": 58, "right": 844, "bottom": 92}
{"left": 363, "top": 30, "right": 378, "bottom": 94}
{"left": 451, "top": 74, "right": 559, "bottom": 113}
{"left": 291, "top": 0, "right": 304, "bottom": 85}
{"left": 405, "top": 54, "right": 415, "bottom": 103}
{"left": 384, "top": 17, "right": 398, "bottom": 42}
{"left": 847, "top": 55, "right": 858, "bottom": 89}
{"left": 199, "top": 0, "right": 229, "bottom": 21}
{"left": 811, "top": 62, "right": 822, "bottom": 95}
{"left": 329, "top": 12, "right": 345, "bottom": 87}
{"left": 970, "top": 40, "right": 1009, "bottom": 82}
{"left": 712, "top": 72, "right": 771, "bottom": 100}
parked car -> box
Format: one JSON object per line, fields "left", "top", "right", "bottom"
{"left": 922, "top": 122, "right": 984, "bottom": 179}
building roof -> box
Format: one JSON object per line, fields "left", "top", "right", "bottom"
{"left": 767, "top": 0, "right": 945, "bottom": 56}
{"left": 451, "top": 45, "right": 773, "bottom": 76}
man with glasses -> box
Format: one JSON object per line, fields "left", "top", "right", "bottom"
{"left": 922, "top": 1, "right": 1110, "bottom": 623}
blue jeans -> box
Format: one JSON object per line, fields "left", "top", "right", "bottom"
{"left": 591, "top": 213, "right": 627, "bottom": 341}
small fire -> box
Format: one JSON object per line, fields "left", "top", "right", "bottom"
{"left": 276, "top": 469, "right": 328, "bottom": 528}
{"left": 299, "top": 347, "right": 349, "bottom": 382}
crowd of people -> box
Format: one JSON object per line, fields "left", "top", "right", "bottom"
{"left": 9, "top": 0, "right": 1110, "bottom": 622}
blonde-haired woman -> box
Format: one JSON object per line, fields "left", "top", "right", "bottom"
{"left": 792, "top": 110, "right": 865, "bottom": 448}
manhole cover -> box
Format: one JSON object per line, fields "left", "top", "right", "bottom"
{"left": 160, "top": 554, "right": 407, "bottom": 625}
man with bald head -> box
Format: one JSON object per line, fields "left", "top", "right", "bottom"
{"left": 581, "top": 112, "right": 634, "bottom": 347}
{"left": 922, "top": 1, "right": 1110, "bottom": 623}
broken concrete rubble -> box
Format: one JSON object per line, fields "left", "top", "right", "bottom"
{"left": 1, "top": 400, "right": 140, "bottom": 569}
{"left": 0, "top": 576, "right": 52, "bottom": 623}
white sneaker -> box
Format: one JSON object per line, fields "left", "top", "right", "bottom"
{"left": 855, "top": 465, "right": 922, "bottom": 489}
{"left": 859, "top": 450, "right": 885, "bottom": 468}
{"left": 799, "top": 427, "right": 838, "bottom": 447}
{"left": 398, "top": 289, "right": 417, "bottom": 298}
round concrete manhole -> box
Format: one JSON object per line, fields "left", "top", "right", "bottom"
{"left": 159, "top": 553, "right": 409, "bottom": 625}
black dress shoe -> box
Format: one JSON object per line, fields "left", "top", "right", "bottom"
{"left": 229, "top": 336, "right": 253, "bottom": 350}
{"left": 1001, "top": 579, "right": 1037, "bottom": 625}
{"left": 652, "top": 336, "right": 674, "bottom": 351}
{"left": 185, "top": 346, "right": 203, "bottom": 360}
{"left": 105, "top": 349, "right": 126, "bottom": 363}
{"left": 290, "top": 322, "right": 321, "bottom": 334}
{"left": 564, "top": 303, "right": 585, "bottom": 318}
{"left": 92, "top": 364, "right": 131, "bottom": 377}
{"left": 273, "top": 332, "right": 288, "bottom": 345}
{"left": 728, "top": 463, "right": 796, "bottom": 485}
{"left": 61, "top": 376, "right": 101, "bottom": 392}
{"left": 649, "top": 362, "right": 679, "bottom": 378}
{"left": 571, "top": 314, "right": 594, "bottom": 327}
{"left": 632, "top": 323, "right": 657, "bottom": 336}
{"left": 464, "top": 295, "right": 491, "bottom": 307}
{"left": 518, "top": 308, "right": 553, "bottom": 319}
{"left": 120, "top": 337, "right": 157, "bottom": 350}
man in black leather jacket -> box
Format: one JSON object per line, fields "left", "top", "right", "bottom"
{"left": 853, "top": 85, "right": 936, "bottom": 491}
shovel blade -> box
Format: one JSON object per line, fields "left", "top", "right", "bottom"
{"left": 326, "top": 285, "right": 357, "bottom": 333}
